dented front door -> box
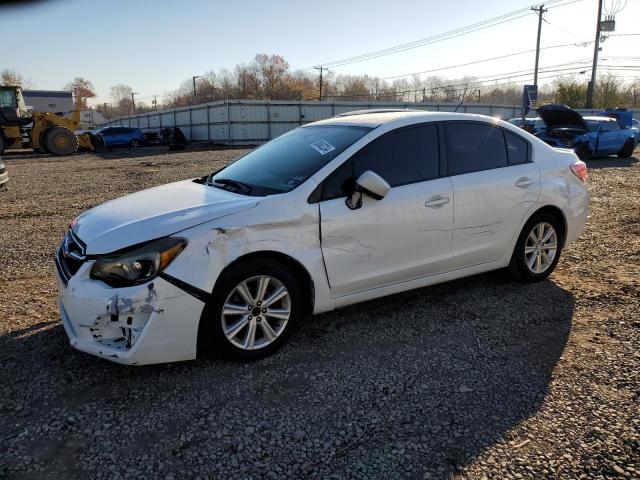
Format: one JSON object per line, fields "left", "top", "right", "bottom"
{"left": 320, "top": 178, "right": 454, "bottom": 298}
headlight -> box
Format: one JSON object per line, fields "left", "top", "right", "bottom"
{"left": 90, "top": 237, "right": 187, "bottom": 287}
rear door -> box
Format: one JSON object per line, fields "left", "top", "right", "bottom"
{"left": 445, "top": 122, "right": 541, "bottom": 269}
{"left": 318, "top": 123, "right": 453, "bottom": 297}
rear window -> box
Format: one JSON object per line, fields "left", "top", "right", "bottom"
{"left": 445, "top": 123, "right": 508, "bottom": 175}
{"left": 505, "top": 131, "right": 529, "bottom": 165}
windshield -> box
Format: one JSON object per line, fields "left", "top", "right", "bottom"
{"left": 209, "top": 125, "right": 372, "bottom": 195}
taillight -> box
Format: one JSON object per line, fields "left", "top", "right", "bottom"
{"left": 570, "top": 160, "right": 587, "bottom": 183}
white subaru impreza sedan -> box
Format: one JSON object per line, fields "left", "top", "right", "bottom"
{"left": 55, "top": 110, "right": 589, "bottom": 365}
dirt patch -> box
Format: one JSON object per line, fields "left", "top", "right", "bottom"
{"left": 0, "top": 147, "right": 638, "bottom": 479}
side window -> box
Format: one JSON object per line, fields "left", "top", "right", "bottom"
{"left": 319, "top": 124, "right": 439, "bottom": 201}
{"left": 505, "top": 131, "right": 529, "bottom": 165}
{"left": 601, "top": 121, "right": 620, "bottom": 132}
{"left": 352, "top": 124, "right": 439, "bottom": 187}
{"left": 445, "top": 123, "right": 508, "bottom": 175}
{"left": 321, "top": 159, "right": 354, "bottom": 201}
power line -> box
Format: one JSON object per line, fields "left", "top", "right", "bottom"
{"left": 325, "top": 69, "right": 598, "bottom": 101}
{"left": 381, "top": 41, "right": 593, "bottom": 80}
{"left": 542, "top": 17, "right": 590, "bottom": 40}
{"left": 315, "top": 0, "right": 582, "bottom": 69}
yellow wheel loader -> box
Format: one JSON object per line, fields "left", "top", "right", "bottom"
{"left": 0, "top": 85, "right": 94, "bottom": 155}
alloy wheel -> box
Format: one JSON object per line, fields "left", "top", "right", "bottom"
{"left": 221, "top": 275, "right": 291, "bottom": 350}
{"left": 524, "top": 222, "right": 558, "bottom": 274}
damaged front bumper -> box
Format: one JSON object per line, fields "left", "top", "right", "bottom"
{"left": 55, "top": 259, "right": 205, "bottom": 365}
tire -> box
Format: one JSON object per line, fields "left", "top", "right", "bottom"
{"left": 575, "top": 142, "right": 591, "bottom": 160}
{"left": 129, "top": 139, "right": 141, "bottom": 148}
{"left": 43, "top": 127, "right": 78, "bottom": 156}
{"left": 198, "top": 258, "right": 304, "bottom": 361}
{"left": 508, "top": 212, "right": 564, "bottom": 282}
{"left": 617, "top": 139, "right": 635, "bottom": 158}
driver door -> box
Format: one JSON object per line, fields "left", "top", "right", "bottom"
{"left": 595, "top": 120, "right": 623, "bottom": 155}
{"left": 318, "top": 123, "right": 453, "bottom": 298}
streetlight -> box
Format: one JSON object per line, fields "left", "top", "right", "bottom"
{"left": 131, "top": 92, "right": 139, "bottom": 115}
{"left": 192, "top": 75, "right": 202, "bottom": 104}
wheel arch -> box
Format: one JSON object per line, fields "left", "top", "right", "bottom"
{"left": 527, "top": 205, "right": 567, "bottom": 245}
{"left": 212, "top": 250, "right": 315, "bottom": 315}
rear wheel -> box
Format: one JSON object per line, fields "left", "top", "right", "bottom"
{"left": 618, "top": 138, "right": 635, "bottom": 158}
{"left": 509, "top": 212, "right": 563, "bottom": 282}
{"left": 129, "top": 139, "right": 141, "bottom": 148}
{"left": 43, "top": 127, "right": 78, "bottom": 156}
{"left": 198, "top": 258, "right": 304, "bottom": 361}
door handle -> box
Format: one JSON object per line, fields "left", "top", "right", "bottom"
{"left": 515, "top": 177, "right": 534, "bottom": 189}
{"left": 425, "top": 195, "right": 450, "bottom": 208}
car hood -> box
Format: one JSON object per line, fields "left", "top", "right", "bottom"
{"left": 73, "top": 180, "right": 259, "bottom": 254}
{"left": 537, "top": 104, "right": 588, "bottom": 131}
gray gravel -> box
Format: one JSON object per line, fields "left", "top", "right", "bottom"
{"left": 0, "top": 147, "right": 639, "bottom": 479}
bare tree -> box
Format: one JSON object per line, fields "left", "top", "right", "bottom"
{"left": 0, "top": 69, "right": 35, "bottom": 89}
{"left": 595, "top": 74, "right": 622, "bottom": 109}
{"left": 110, "top": 84, "right": 134, "bottom": 116}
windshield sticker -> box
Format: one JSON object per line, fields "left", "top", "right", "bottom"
{"left": 310, "top": 139, "right": 336, "bottom": 155}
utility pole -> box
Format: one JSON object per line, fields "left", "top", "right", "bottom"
{"left": 192, "top": 75, "right": 202, "bottom": 104}
{"left": 314, "top": 66, "right": 324, "bottom": 101}
{"left": 585, "top": 0, "right": 603, "bottom": 108}
{"left": 531, "top": 4, "right": 547, "bottom": 86}
{"left": 152, "top": 96, "right": 158, "bottom": 111}
{"left": 131, "top": 92, "right": 138, "bottom": 115}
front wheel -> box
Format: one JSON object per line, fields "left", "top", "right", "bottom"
{"left": 129, "top": 139, "right": 141, "bottom": 148}
{"left": 43, "top": 126, "right": 78, "bottom": 156}
{"left": 198, "top": 259, "right": 304, "bottom": 361}
{"left": 509, "top": 213, "right": 563, "bottom": 282}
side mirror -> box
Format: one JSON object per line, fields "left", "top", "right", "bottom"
{"left": 345, "top": 170, "right": 391, "bottom": 210}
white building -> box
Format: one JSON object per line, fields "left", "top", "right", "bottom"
{"left": 80, "top": 109, "right": 107, "bottom": 128}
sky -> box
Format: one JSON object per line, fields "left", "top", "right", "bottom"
{"left": 1, "top": 0, "right": 638, "bottom": 106}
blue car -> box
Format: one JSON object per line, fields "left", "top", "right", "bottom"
{"left": 536, "top": 104, "right": 637, "bottom": 159}
{"left": 95, "top": 126, "right": 146, "bottom": 148}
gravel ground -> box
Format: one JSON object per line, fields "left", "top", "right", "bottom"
{"left": 0, "top": 146, "right": 638, "bottom": 480}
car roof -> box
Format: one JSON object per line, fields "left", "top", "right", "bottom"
{"left": 310, "top": 110, "right": 508, "bottom": 128}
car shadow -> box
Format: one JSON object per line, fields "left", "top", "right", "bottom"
{"left": 585, "top": 153, "right": 639, "bottom": 169}
{"left": 0, "top": 271, "right": 574, "bottom": 478}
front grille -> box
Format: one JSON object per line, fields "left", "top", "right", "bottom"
{"left": 57, "top": 230, "right": 87, "bottom": 284}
